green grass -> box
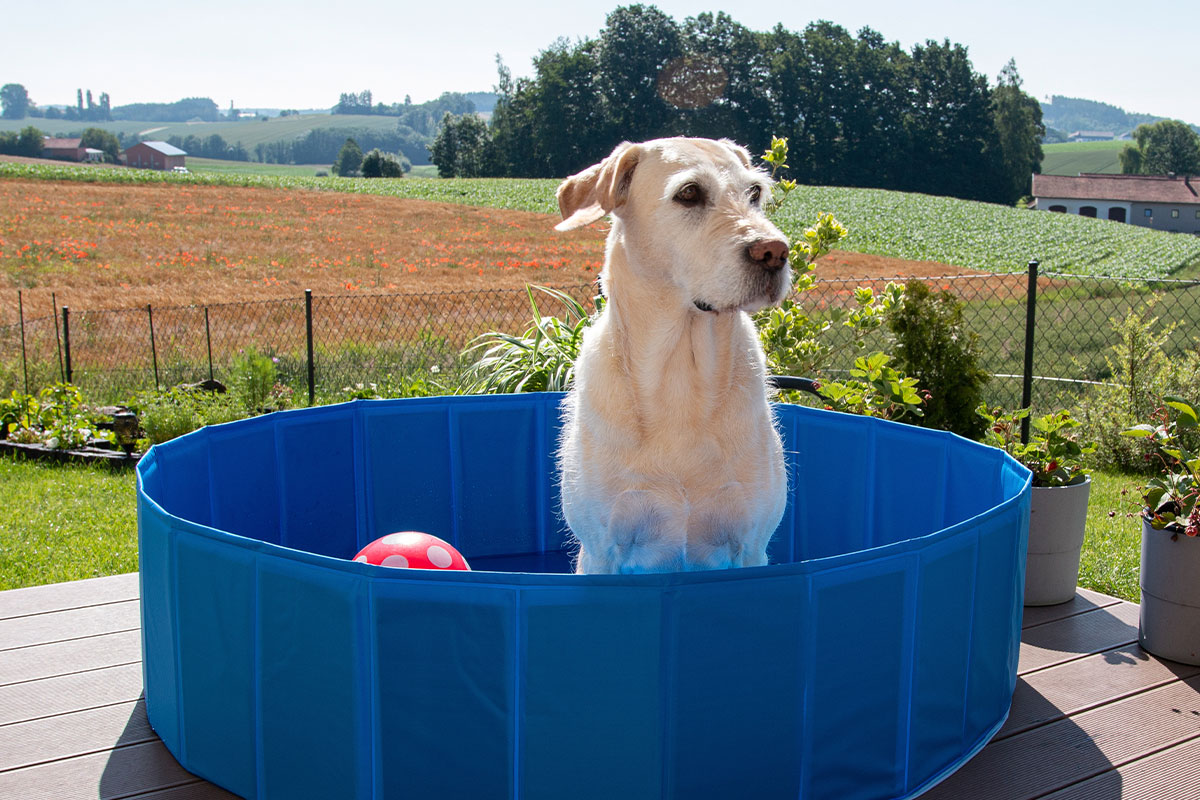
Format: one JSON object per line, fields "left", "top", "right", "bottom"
{"left": 1079, "top": 468, "right": 1144, "bottom": 601}
{"left": 1041, "top": 140, "right": 1125, "bottom": 176}
{"left": 0, "top": 455, "right": 139, "bottom": 590}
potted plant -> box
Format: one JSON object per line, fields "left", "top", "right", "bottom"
{"left": 1122, "top": 397, "right": 1200, "bottom": 665}
{"left": 979, "top": 406, "right": 1097, "bottom": 606}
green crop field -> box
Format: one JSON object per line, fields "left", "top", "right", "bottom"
{"left": 0, "top": 113, "right": 401, "bottom": 150}
{"left": 186, "top": 157, "right": 331, "bottom": 177}
{"left": 1041, "top": 141, "right": 1125, "bottom": 176}
{"left": 3, "top": 159, "right": 1199, "bottom": 279}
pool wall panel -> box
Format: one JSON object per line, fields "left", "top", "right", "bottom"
{"left": 137, "top": 394, "right": 1031, "bottom": 800}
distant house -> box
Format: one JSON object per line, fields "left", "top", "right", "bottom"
{"left": 1067, "top": 131, "right": 1115, "bottom": 142}
{"left": 42, "top": 137, "right": 86, "bottom": 161}
{"left": 1031, "top": 172, "right": 1200, "bottom": 234}
{"left": 123, "top": 141, "right": 187, "bottom": 171}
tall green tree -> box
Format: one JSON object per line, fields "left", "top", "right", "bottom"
{"left": 1, "top": 83, "right": 30, "bottom": 119}
{"left": 332, "top": 138, "right": 364, "bottom": 176}
{"left": 1120, "top": 120, "right": 1200, "bottom": 175}
{"left": 429, "top": 113, "right": 492, "bottom": 177}
{"left": 988, "top": 59, "right": 1045, "bottom": 203}
{"left": 80, "top": 127, "right": 120, "bottom": 162}
{"left": 595, "top": 4, "right": 683, "bottom": 142}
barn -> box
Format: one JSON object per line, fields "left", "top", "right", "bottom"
{"left": 123, "top": 141, "right": 187, "bottom": 171}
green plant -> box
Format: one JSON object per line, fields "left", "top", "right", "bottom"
{"left": 5, "top": 383, "right": 115, "bottom": 450}
{"left": 0, "top": 390, "right": 37, "bottom": 437}
{"left": 1122, "top": 398, "right": 1199, "bottom": 536}
{"left": 978, "top": 406, "right": 1097, "bottom": 487}
{"left": 461, "top": 286, "right": 596, "bottom": 394}
{"left": 818, "top": 352, "right": 926, "bottom": 421}
{"left": 228, "top": 348, "right": 282, "bottom": 411}
{"left": 136, "top": 387, "right": 248, "bottom": 445}
{"left": 888, "top": 280, "right": 990, "bottom": 440}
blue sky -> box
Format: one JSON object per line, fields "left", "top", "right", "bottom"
{"left": 4, "top": 1, "right": 1197, "bottom": 124}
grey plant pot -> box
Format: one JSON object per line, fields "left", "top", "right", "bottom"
{"left": 1024, "top": 478, "right": 1091, "bottom": 606}
{"left": 1140, "top": 518, "right": 1200, "bottom": 665}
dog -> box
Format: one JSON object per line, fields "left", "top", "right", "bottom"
{"left": 554, "top": 137, "right": 791, "bottom": 574}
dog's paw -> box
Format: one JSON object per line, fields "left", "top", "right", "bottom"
{"left": 598, "top": 488, "right": 687, "bottom": 574}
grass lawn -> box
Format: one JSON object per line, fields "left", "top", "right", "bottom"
{"left": 0, "top": 455, "right": 138, "bottom": 591}
{"left": 0, "top": 452, "right": 1147, "bottom": 602}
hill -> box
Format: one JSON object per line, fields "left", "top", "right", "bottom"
{"left": 1040, "top": 95, "right": 1163, "bottom": 138}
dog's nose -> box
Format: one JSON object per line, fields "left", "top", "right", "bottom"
{"left": 748, "top": 239, "right": 789, "bottom": 270}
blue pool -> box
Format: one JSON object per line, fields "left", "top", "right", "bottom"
{"left": 137, "top": 392, "right": 1030, "bottom": 799}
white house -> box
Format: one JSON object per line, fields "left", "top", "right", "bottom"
{"left": 1031, "top": 172, "right": 1200, "bottom": 234}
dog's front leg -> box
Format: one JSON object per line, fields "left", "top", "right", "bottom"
{"left": 595, "top": 488, "right": 688, "bottom": 574}
{"left": 686, "top": 483, "right": 764, "bottom": 570}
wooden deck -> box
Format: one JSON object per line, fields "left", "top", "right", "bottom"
{"left": 0, "top": 574, "right": 1197, "bottom": 799}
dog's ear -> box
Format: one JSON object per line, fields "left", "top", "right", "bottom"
{"left": 717, "top": 139, "right": 753, "bottom": 169}
{"left": 555, "top": 142, "right": 641, "bottom": 231}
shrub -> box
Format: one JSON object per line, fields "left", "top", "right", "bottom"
{"left": 887, "top": 279, "right": 990, "bottom": 439}
{"left": 136, "top": 388, "right": 248, "bottom": 445}
{"left": 360, "top": 149, "right": 407, "bottom": 178}
{"left": 228, "top": 348, "right": 282, "bottom": 411}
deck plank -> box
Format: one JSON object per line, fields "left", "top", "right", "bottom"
{"left": 1021, "top": 588, "right": 1123, "bottom": 629}
{"left": 1018, "top": 601, "right": 1141, "bottom": 673}
{"left": 0, "top": 598, "right": 141, "bottom": 651}
{"left": 920, "top": 676, "right": 1200, "bottom": 800}
{"left": 0, "top": 573, "right": 139, "bottom": 621}
{"left": 0, "top": 739, "right": 210, "bottom": 800}
{"left": 1001, "top": 643, "right": 1200, "bottom": 739}
{"left": 0, "top": 662, "right": 143, "bottom": 725}
{"left": 0, "top": 699, "right": 154, "bottom": 773}
{"left": 1038, "top": 736, "right": 1200, "bottom": 800}
{"left": 0, "top": 629, "right": 142, "bottom": 686}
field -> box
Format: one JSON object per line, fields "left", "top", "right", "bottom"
{"left": 1040, "top": 140, "right": 1125, "bottom": 176}
{"left": 3, "top": 159, "right": 1199, "bottom": 291}
{"left": 186, "top": 157, "right": 331, "bottom": 177}
{"left": 0, "top": 113, "right": 400, "bottom": 152}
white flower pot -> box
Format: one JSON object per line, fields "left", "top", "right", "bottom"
{"left": 1140, "top": 518, "right": 1200, "bottom": 665}
{"left": 1024, "top": 478, "right": 1090, "bottom": 606}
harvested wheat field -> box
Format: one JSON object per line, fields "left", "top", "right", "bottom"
{"left": 0, "top": 178, "right": 1017, "bottom": 325}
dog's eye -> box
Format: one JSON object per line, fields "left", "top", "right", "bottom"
{"left": 748, "top": 185, "right": 763, "bottom": 205}
{"left": 674, "top": 183, "right": 704, "bottom": 207}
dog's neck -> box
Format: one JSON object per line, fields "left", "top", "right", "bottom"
{"left": 598, "top": 235, "right": 753, "bottom": 408}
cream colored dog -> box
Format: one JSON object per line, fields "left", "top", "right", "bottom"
{"left": 555, "top": 137, "right": 790, "bottom": 574}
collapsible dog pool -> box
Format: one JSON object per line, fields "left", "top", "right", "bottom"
{"left": 137, "top": 393, "right": 1030, "bottom": 800}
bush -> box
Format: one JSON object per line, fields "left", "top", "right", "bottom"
{"left": 136, "top": 388, "right": 248, "bottom": 445}
{"left": 228, "top": 348, "right": 282, "bottom": 411}
{"left": 360, "top": 149, "right": 407, "bottom": 178}
{"left": 1075, "top": 302, "right": 1200, "bottom": 472}
{"left": 887, "top": 280, "right": 990, "bottom": 439}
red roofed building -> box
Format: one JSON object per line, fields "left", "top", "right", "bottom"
{"left": 1032, "top": 172, "right": 1200, "bottom": 234}
{"left": 42, "top": 137, "right": 86, "bottom": 161}
{"left": 123, "top": 140, "right": 187, "bottom": 171}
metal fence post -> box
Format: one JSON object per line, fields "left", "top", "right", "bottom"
{"left": 52, "top": 292, "right": 64, "bottom": 382}
{"left": 148, "top": 304, "right": 160, "bottom": 390}
{"left": 1020, "top": 259, "right": 1039, "bottom": 444}
{"left": 305, "top": 289, "right": 315, "bottom": 406}
{"left": 204, "top": 306, "right": 214, "bottom": 382}
{"left": 62, "top": 306, "right": 72, "bottom": 385}
{"left": 18, "top": 289, "right": 28, "bottom": 394}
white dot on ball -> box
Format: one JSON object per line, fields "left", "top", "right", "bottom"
{"left": 381, "top": 554, "right": 410, "bottom": 568}
{"left": 382, "top": 532, "right": 418, "bottom": 546}
{"left": 354, "top": 555, "right": 368, "bottom": 563}
{"left": 427, "top": 545, "right": 453, "bottom": 568}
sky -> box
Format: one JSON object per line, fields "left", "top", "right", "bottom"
{"left": 4, "top": 0, "right": 1198, "bottom": 125}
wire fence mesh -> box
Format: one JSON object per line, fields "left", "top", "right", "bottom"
{"left": 2, "top": 269, "right": 1198, "bottom": 412}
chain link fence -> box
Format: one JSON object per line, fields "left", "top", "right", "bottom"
{"left": 2, "top": 268, "right": 1198, "bottom": 411}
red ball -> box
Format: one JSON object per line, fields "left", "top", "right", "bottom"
{"left": 353, "top": 532, "right": 470, "bottom": 571}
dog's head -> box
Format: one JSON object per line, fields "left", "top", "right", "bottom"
{"left": 556, "top": 137, "right": 791, "bottom": 314}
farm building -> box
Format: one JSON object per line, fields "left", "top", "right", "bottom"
{"left": 42, "top": 137, "right": 87, "bottom": 161}
{"left": 1066, "top": 131, "right": 1115, "bottom": 142}
{"left": 1031, "top": 172, "right": 1200, "bottom": 234}
{"left": 123, "top": 141, "right": 187, "bottom": 171}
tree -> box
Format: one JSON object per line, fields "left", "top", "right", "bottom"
{"left": 80, "top": 127, "right": 120, "bottom": 162}
{"left": 360, "top": 148, "right": 406, "bottom": 177}
{"left": 332, "top": 138, "right": 364, "bottom": 176}
{"left": 595, "top": 4, "right": 683, "bottom": 142}
{"left": 429, "top": 113, "right": 492, "bottom": 177}
{"left": 988, "top": 59, "right": 1045, "bottom": 203}
{"left": 1, "top": 83, "right": 30, "bottom": 119}
{"left": 1120, "top": 120, "right": 1200, "bottom": 175}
